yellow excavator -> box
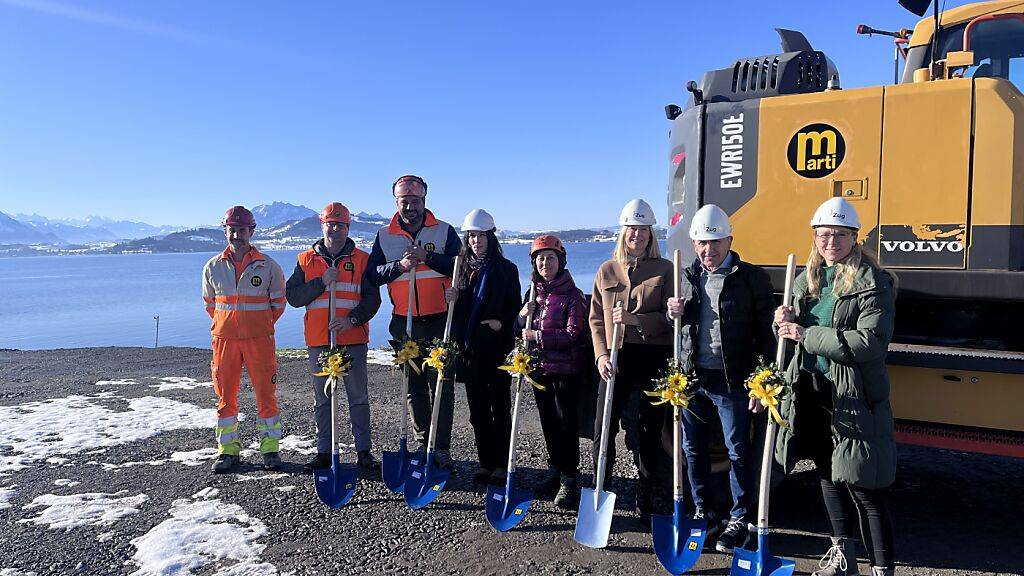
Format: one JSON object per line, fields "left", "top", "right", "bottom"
{"left": 666, "top": 0, "right": 1024, "bottom": 458}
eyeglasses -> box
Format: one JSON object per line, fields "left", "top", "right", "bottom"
{"left": 815, "top": 231, "right": 854, "bottom": 243}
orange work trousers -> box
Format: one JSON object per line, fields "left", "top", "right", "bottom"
{"left": 211, "top": 335, "right": 280, "bottom": 420}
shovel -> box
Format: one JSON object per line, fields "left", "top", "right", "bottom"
{"left": 730, "top": 253, "right": 796, "bottom": 576}
{"left": 486, "top": 281, "right": 537, "bottom": 532}
{"left": 404, "top": 256, "right": 462, "bottom": 510}
{"left": 314, "top": 276, "right": 358, "bottom": 508}
{"left": 382, "top": 267, "right": 418, "bottom": 493}
{"left": 652, "top": 249, "right": 707, "bottom": 573}
{"left": 574, "top": 301, "right": 624, "bottom": 549}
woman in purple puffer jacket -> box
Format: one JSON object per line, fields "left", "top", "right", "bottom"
{"left": 518, "top": 234, "right": 587, "bottom": 509}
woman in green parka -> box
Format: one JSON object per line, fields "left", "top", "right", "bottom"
{"left": 774, "top": 198, "right": 896, "bottom": 576}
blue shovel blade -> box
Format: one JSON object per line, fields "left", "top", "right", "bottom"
{"left": 381, "top": 441, "right": 411, "bottom": 494}
{"left": 313, "top": 454, "right": 358, "bottom": 509}
{"left": 573, "top": 487, "right": 616, "bottom": 549}
{"left": 485, "top": 483, "right": 533, "bottom": 532}
{"left": 730, "top": 533, "right": 795, "bottom": 576}
{"left": 652, "top": 506, "right": 707, "bottom": 574}
{"left": 403, "top": 457, "right": 450, "bottom": 510}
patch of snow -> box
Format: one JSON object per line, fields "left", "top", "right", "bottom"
{"left": 170, "top": 448, "right": 219, "bottom": 467}
{"left": 99, "top": 460, "right": 167, "bottom": 471}
{"left": 239, "top": 434, "right": 316, "bottom": 458}
{"left": 0, "top": 569, "right": 39, "bottom": 576}
{"left": 95, "top": 379, "right": 137, "bottom": 386}
{"left": 97, "top": 531, "right": 116, "bottom": 542}
{"left": 192, "top": 487, "right": 219, "bottom": 500}
{"left": 46, "top": 457, "right": 70, "bottom": 465}
{"left": 20, "top": 491, "right": 148, "bottom": 531}
{"left": 235, "top": 473, "right": 289, "bottom": 482}
{"left": 366, "top": 347, "right": 396, "bottom": 367}
{"left": 0, "top": 485, "right": 17, "bottom": 510}
{"left": 149, "top": 377, "right": 213, "bottom": 392}
{"left": 129, "top": 498, "right": 276, "bottom": 576}
{"left": 54, "top": 479, "right": 81, "bottom": 487}
{"left": 273, "top": 486, "right": 296, "bottom": 493}
{"left": 0, "top": 393, "right": 215, "bottom": 475}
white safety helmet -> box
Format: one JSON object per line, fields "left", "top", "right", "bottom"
{"left": 462, "top": 208, "right": 496, "bottom": 232}
{"left": 811, "top": 198, "right": 861, "bottom": 230}
{"left": 689, "top": 204, "right": 732, "bottom": 241}
{"left": 620, "top": 198, "right": 657, "bottom": 226}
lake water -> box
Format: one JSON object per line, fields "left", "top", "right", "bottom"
{"left": 0, "top": 242, "right": 634, "bottom": 351}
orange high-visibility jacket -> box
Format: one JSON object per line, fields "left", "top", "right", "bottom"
{"left": 297, "top": 247, "right": 370, "bottom": 347}
{"left": 376, "top": 211, "right": 454, "bottom": 317}
{"left": 202, "top": 247, "right": 286, "bottom": 339}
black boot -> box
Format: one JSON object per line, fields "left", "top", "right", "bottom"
{"left": 535, "top": 468, "right": 560, "bottom": 497}
{"left": 356, "top": 450, "right": 379, "bottom": 471}
{"left": 211, "top": 454, "right": 239, "bottom": 474}
{"left": 262, "top": 452, "right": 282, "bottom": 471}
{"left": 554, "top": 475, "right": 580, "bottom": 509}
{"left": 303, "top": 453, "right": 331, "bottom": 472}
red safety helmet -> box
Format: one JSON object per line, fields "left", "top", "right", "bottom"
{"left": 222, "top": 205, "right": 256, "bottom": 228}
{"left": 320, "top": 202, "right": 351, "bottom": 224}
{"left": 530, "top": 234, "right": 565, "bottom": 257}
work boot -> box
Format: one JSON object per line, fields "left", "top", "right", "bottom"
{"left": 262, "top": 452, "right": 282, "bottom": 471}
{"left": 473, "top": 467, "right": 494, "bottom": 485}
{"left": 715, "top": 517, "right": 750, "bottom": 553}
{"left": 554, "top": 475, "right": 579, "bottom": 509}
{"left": 211, "top": 454, "right": 239, "bottom": 474}
{"left": 812, "top": 537, "right": 858, "bottom": 576}
{"left": 870, "top": 567, "right": 893, "bottom": 576}
{"left": 356, "top": 450, "right": 379, "bottom": 471}
{"left": 303, "top": 453, "right": 332, "bottom": 472}
{"left": 433, "top": 450, "right": 456, "bottom": 472}
{"left": 490, "top": 468, "right": 508, "bottom": 487}
{"left": 535, "top": 468, "right": 561, "bottom": 497}
{"left": 693, "top": 508, "right": 721, "bottom": 544}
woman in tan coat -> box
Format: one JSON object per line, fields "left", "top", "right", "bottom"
{"left": 589, "top": 198, "right": 673, "bottom": 520}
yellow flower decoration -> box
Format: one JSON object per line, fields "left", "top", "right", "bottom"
{"left": 745, "top": 363, "right": 789, "bottom": 428}
{"left": 422, "top": 346, "right": 447, "bottom": 373}
{"left": 393, "top": 339, "right": 422, "bottom": 375}
{"left": 645, "top": 370, "right": 693, "bottom": 408}
{"left": 499, "top": 350, "right": 545, "bottom": 391}
{"left": 316, "top": 349, "right": 352, "bottom": 396}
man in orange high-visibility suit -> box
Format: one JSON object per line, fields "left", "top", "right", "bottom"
{"left": 366, "top": 175, "right": 462, "bottom": 471}
{"left": 285, "top": 202, "right": 381, "bottom": 473}
{"left": 202, "top": 205, "right": 287, "bottom": 474}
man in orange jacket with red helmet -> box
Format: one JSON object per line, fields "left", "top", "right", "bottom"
{"left": 202, "top": 205, "right": 287, "bottom": 474}
{"left": 285, "top": 202, "right": 382, "bottom": 473}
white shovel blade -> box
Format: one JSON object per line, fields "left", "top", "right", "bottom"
{"left": 573, "top": 487, "right": 616, "bottom": 549}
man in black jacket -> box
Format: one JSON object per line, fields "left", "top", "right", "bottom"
{"left": 667, "top": 204, "right": 775, "bottom": 553}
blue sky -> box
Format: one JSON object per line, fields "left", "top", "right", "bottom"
{"left": 0, "top": 0, "right": 943, "bottom": 230}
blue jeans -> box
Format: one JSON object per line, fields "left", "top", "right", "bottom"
{"left": 681, "top": 368, "right": 752, "bottom": 521}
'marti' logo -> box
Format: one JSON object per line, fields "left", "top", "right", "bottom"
{"left": 343, "top": 262, "right": 355, "bottom": 271}
{"left": 250, "top": 276, "right": 263, "bottom": 287}
{"left": 787, "top": 123, "right": 845, "bottom": 178}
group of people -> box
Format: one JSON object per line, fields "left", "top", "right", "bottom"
{"left": 200, "top": 173, "right": 897, "bottom": 576}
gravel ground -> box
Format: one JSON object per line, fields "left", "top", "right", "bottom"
{"left": 0, "top": 347, "right": 1022, "bottom": 575}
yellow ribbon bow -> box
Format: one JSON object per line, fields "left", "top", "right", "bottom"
{"left": 393, "top": 339, "right": 422, "bottom": 375}
{"left": 644, "top": 372, "right": 693, "bottom": 408}
{"left": 747, "top": 369, "right": 789, "bottom": 428}
{"left": 315, "top": 353, "right": 351, "bottom": 396}
{"left": 499, "top": 352, "right": 545, "bottom": 391}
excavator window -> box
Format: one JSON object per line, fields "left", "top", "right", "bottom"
{"left": 901, "top": 17, "right": 1024, "bottom": 90}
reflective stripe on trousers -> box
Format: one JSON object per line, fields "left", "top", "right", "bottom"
{"left": 216, "top": 416, "right": 241, "bottom": 455}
